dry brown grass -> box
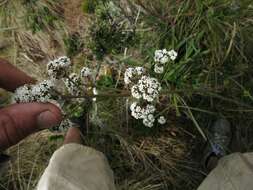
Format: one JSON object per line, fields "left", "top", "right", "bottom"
{"left": 0, "top": 131, "right": 63, "bottom": 190}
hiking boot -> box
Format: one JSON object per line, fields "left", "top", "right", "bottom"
{"left": 208, "top": 119, "right": 232, "bottom": 156}
{"left": 202, "top": 119, "right": 232, "bottom": 171}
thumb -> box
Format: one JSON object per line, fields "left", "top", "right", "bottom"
{"left": 0, "top": 103, "right": 62, "bottom": 151}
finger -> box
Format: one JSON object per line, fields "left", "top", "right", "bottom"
{"left": 64, "top": 127, "right": 83, "bottom": 145}
{"left": 0, "top": 58, "right": 36, "bottom": 92}
{"left": 0, "top": 103, "right": 62, "bottom": 151}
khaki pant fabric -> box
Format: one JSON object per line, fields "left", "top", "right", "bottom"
{"left": 198, "top": 152, "right": 253, "bottom": 190}
{"left": 37, "top": 143, "right": 116, "bottom": 190}
{"left": 37, "top": 144, "right": 253, "bottom": 190}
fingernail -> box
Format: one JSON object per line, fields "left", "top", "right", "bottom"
{"left": 37, "top": 111, "right": 60, "bottom": 129}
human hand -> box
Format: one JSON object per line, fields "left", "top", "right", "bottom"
{"left": 64, "top": 127, "right": 83, "bottom": 145}
{"left": 0, "top": 58, "right": 62, "bottom": 151}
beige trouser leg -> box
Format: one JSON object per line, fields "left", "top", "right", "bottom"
{"left": 198, "top": 152, "right": 253, "bottom": 190}
{"left": 37, "top": 144, "right": 116, "bottom": 190}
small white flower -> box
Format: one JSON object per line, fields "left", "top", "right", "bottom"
{"left": 135, "top": 67, "right": 145, "bottom": 75}
{"left": 154, "top": 49, "right": 169, "bottom": 64}
{"left": 93, "top": 87, "right": 98, "bottom": 102}
{"left": 130, "top": 102, "right": 137, "bottom": 111}
{"left": 64, "top": 73, "right": 82, "bottom": 96}
{"left": 124, "top": 68, "right": 135, "bottom": 85}
{"left": 158, "top": 116, "right": 166, "bottom": 125}
{"left": 168, "top": 50, "right": 178, "bottom": 61}
{"left": 131, "top": 85, "right": 141, "bottom": 99}
{"left": 154, "top": 50, "right": 163, "bottom": 63}
{"left": 154, "top": 64, "right": 164, "bottom": 74}
{"left": 13, "top": 85, "right": 33, "bottom": 103}
{"left": 154, "top": 49, "right": 177, "bottom": 63}
{"left": 124, "top": 67, "right": 145, "bottom": 85}
{"left": 81, "top": 67, "right": 93, "bottom": 77}
{"left": 130, "top": 102, "right": 144, "bottom": 119}
{"left": 162, "top": 49, "right": 167, "bottom": 54}
{"left": 145, "top": 104, "right": 156, "bottom": 114}
{"left": 47, "top": 56, "right": 71, "bottom": 79}
{"left": 160, "top": 56, "right": 169, "bottom": 64}
{"left": 143, "top": 114, "right": 155, "bottom": 128}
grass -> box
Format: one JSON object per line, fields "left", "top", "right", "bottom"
{"left": 123, "top": 0, "right": 253, "bottom": 136}
{"left": 0, "top": 131, "right": 63, "bottom": 190}
{"left": 22, "top": 0, "right": 63, "bottom": 33}
{"left": 63, "top": 32, "right": 84, "bottom": 58}
{"left": 0, "top": 0, "right": 253, "bottom": 189}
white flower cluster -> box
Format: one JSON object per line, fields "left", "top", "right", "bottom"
{"left": 124, "top": 67, "right": 145, "bottom": 85}
{"left": 158, "top": 116, "right": 166, "bottom": 125}
{"left": 64, "top": 66, "right": 96, "bottom": 96}
{"left": 13, "top": 80, "right": 55, "bottom": 103}
{"left": 13, "top": 56, "right": 96, "bottom": 132}
{"left": 130, "top": 102, "right": 156, "bottom": 127}
{"left": 125, "top": 66, "right": 166, "bottom": 127}
{"left": 140, "top": 76, "right": 161, "bottom": 102}
{"left": 64, "top": 73, "right": 83, "bottom": 96}
{"left": 125, "top": 66, "right": 161, "bottom": 102}
{"left": 80, "top": 67, "right": 93, "bottom": 77}
{"left": 154, "top": 49, "right": 178, "bottom": 74}
{"left": 47, "top": 56, "right": 71, "bottom": 79}
{"left": 130, "top": 102, "right": 166, "bottom": 127}
{"left": 131, "top": 76, "right": 161, "bottom": 102}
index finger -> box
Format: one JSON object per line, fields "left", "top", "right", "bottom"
{"left": 0, "top": 58, "right": 36, "bottom": 92}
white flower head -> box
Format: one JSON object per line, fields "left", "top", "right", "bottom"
{"left": 130, "top": 102, "right": 144, "bottom": 119}
{"left": 13, "top": 85, "right": 33, "bottom": 103}
{"left": 58, "top": 56, "right": 71, "bottom": 66}
{"left": 47, "top": 56, "right": 71, "bottom": 79}
{"left": 124, "top": 67, "right": 145, "bottom": 85}
{"left": 154, "top": 49, "right": 178, "bottom": 63}
{"left": 154, "top": 49, "right": 169, "bottom": 64}
{"left": 130, "top": 102, "right": 157, "bottom": 127}
{"left": 13, "top": 80, "right": 56, "bottom": 103}
{"left": 154, "top": 64, "right": 164, "bottom": 74}
{"left": 137, "top": 76, "right": 161, "bottom": 102}
{"left": 135, "top": 67, "right": 145, "bottom": 75}
{"left": 131, "top": 85, "right": 142, "bottom": 99}
{"left": 124, "top": 68, "right": 135, "bottom": 85}
{"left": 64, "top": 73, "right": 82, "bottom": 96}
{"left": 143, "top": 114, "right": 155, "bottom": 128}
{"left": 31, "top": 80, "right": 55, "bottom": 102}
{"left": 81, "top": 67, "right": 93, "bottom": 77}
{"left": 168, "top": 50, "right": 178, "bottom": 61}
{"left": 143, "top": 104, "right": 156, "bottom": 115}
{"left": 158, "top": 116, "right": 166, "bottom": 125}
{"left": 154, "top": 50, "right": 163, "bottom": 62}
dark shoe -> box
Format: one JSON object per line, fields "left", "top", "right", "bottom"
{"left": 208, "top": 119, "right": 232, "bottom": 156}
{"left": 202, "top": 119, "right": 232, "bottom": 171}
